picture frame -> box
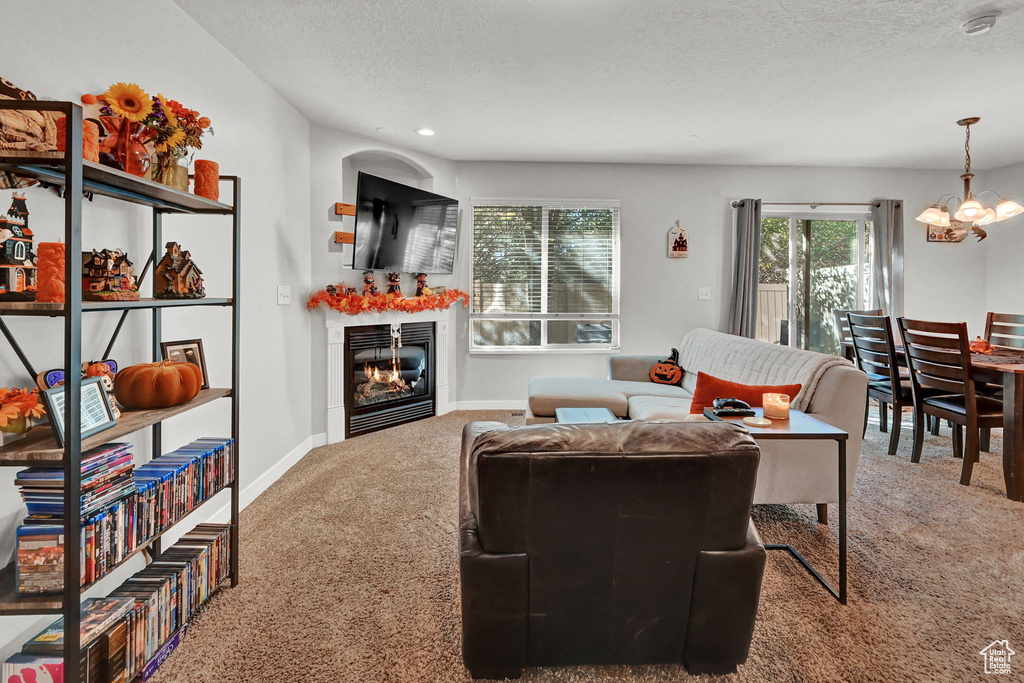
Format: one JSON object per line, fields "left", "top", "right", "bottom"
{"left": 926, "top": 222, "right": 967, "bottom": 243}
{"left": 161, "top": 339, "right": 209, "bottom": 389}
{"left": 668, "top": 221, "right": 688, "bottom": 258}
{"left": 42, "top": 376, "right": 118, "bottom": 448}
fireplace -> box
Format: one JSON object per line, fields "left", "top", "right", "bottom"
{"left": 344, "top": 322, "right": 435, "bottom": 437}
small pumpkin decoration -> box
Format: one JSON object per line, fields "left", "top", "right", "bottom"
{"left": 650, "top": 348, "right": 683, "bottom": 385}
{"left": 114, "top": 360, "right": 203, "bottom": 409}
{"left": 969, "top": 336, "right": 993, "bottom": 354}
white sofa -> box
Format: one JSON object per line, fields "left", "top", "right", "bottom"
{"left": 526, "top": 328, "right": 868, "bottom": 508}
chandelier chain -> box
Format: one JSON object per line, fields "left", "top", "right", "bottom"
{"left": 964, "top": 123, "right": 972, "bottom": 175}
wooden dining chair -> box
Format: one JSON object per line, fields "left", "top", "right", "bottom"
{"left": 834, "top": 308, "right": 883, "bottom": 361}
{"left": 897, "top": 318, "right": 1004, "bottom": 485}
{"left": 985, "top": 312, "right": 1024, "bottom": 350}
{"left": 848, "top": 313, "right": 907, "bottom": 455}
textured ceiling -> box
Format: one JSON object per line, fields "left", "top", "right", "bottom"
{"left": 172, "top": 0, "right": 1024, "bottom": 169}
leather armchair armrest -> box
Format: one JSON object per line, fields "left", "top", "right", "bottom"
{"left": 460, "top": 512, "right": 529, "bottom": 677}
{"left": 683, "top": 520, "right": 766, "bottom": 675}
{"left": 607, "top": 355, "right": 663, "bottom": 382}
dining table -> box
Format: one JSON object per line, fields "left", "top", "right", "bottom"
{"left": 891, "top": 345, "right": 1024, "bottom": 501}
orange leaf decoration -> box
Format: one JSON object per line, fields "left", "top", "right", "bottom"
{"left": 308, "top": 287, "right": 470, "bottom": 316}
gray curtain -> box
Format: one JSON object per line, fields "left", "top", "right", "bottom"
{"left": 870, "top": 199, "right": 904, "bottom": 317}
{"left": 728, "top": 198, "right": 762, "bottom": 337}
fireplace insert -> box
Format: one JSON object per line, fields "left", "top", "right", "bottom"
{"left": 344, "top": 322, "right": 435, "bottom": 436}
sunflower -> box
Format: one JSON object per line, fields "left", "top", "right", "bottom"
{"left": 102, "top": 82, "right": 153, "bottom": 122}
{"left": 156, "top": 128, "right": 186, "bottom": 153}
{"left": 157, "top": 93, "right": 177, "bottom": 128}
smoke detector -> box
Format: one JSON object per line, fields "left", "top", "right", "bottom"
{"left": 962, "top": 14, "right": 998, "bottom": 36}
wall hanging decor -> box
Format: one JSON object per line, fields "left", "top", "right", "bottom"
{"left": 926, "top": 222, "right": 970, "bottom": 243}
{"left": 0, "top": 193, "right": 38, "bottom": 300}
{"left": 668, "top": 220, "right": 688, "bottom": 258}
{"left": 82, "top": 248, "right": 139, "bottom": 301}
{"left": 154, "top": 242, "right": 204, "bottom": 299}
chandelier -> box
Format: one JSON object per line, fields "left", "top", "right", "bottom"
{"left": 915, "top": 117, "right": 1023, "bottom": 241}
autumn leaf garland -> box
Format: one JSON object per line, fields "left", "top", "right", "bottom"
{"left": 308, "top": 288, "right": 470, "bottom": 316}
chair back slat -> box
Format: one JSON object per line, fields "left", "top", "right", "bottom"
{"left": 835, "top": 309, "right": 883, "bottom": 347}
{"left": 897, "top": 318, "right": 974, "bottom": 401}
{"left": 986, "top": 312, "right": 1024, "bottom": 350}
{"left": 847, "top": 313, "right": 900, "bottom": 387}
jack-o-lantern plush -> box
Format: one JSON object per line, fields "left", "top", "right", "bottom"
{"left": 114, "top": 360, "right": 203, "bottom": 409}
{"left": 649, "top": 348, "right": 683, "bottom": 385}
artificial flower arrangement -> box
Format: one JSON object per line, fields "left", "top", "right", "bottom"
{"left": 0, "top": 387, "right": 46, "bottom": 435}
{"left": 308, "top": 286, "right": 470, "bottom": 316}
{"left": 83, "top": 82, "right": 212, "bottom": 185}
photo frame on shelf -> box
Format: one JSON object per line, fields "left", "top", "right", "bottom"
{"left": 161, "top": 339, "right": 209, "bottom": 389}
{"left": 42, "top": 376, "right": 118, "bottom": 448}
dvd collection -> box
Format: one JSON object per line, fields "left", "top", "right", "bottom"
{"left": 15, "top": 437, "right": 235, "bottom": 595}
{"left": 4, "top": 524, "right": 232, "bottom": 683}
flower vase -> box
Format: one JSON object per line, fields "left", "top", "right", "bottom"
{"left": 98, "top": 116, "right": 152, "bottom": 177}
{"left": 151, "top": 152, "right": 189, "bottom": 191}
{"left": 0, "top": 415, "right": 30, "bottom": 446}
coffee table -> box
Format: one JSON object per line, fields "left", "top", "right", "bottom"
{"left": 554, "top": 407, "right": 619, "bottom": 424}
{"left": 704, "top": 407, "right": 850, "bottom": 604}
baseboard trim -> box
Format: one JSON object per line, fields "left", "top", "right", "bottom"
{"left": 311, "top": 432, "right": 328, "bottom": 448}
{"left": 455, "top": 400, "right": 528, "bottom": 411}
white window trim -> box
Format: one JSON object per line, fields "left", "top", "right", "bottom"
{"left": 470, "top": 198, "right": 621, "bottom": 354}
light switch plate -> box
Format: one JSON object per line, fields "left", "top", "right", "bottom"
{"left": 698, "top": 287, "right": 712, "bottom": 301}
{"left": 277, "top": 285, "right": 292, "bottom": 306}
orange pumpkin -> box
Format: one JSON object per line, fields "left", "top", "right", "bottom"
{"left": 969, "top": 337, "right": 993, "bottom": 354}
{"left": 649, "top": 348, "right": 683, "bottom": 385}
{"left": 114, "top": 360, "right": 203, "bottom": 409}
{"left": 84, "top": 362, "right": 112, "bottom": 378}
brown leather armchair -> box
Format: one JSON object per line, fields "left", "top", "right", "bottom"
{"left": 460, "top": 420, "right": 766, "bottom": 679}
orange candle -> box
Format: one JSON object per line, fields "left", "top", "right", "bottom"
{"left": 36, "top": 242, "right": 65, "bottom": 303}
{"left": 194, "top": 159, "right": 220, "bottom": 201}
{"left": 762, "top": 393, "right": 791, "bottom": 420}
{"left": 56, "top": 118, "right": 100, "bottom": 162}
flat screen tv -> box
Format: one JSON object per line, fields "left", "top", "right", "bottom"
{"left": 350, "top": 172, "right": 459, "bottom": 274}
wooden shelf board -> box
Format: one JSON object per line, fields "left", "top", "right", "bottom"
{"left": 0, "top": 298, "right": 233, "bottom": 317}
{"left": 0, "top": 388, "right": 231, "bottom": 466}
{"left": 0, "top": 159, "right": 233, "bottom": 214}
{"left": 0, "top": 484, "right": 233, "bottom": 615}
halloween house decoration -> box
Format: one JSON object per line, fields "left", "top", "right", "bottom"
{"left": 82, "top": 248, "right": 139, "bottom": 301}
{"left": 0, "top": 193, "right": 38, "bottom": 300}
{"left": 649, "top": 348, "right": 683, "bottom": 385}
{"left": 154, "top": 242, "right": 204, "bottom": 299}
{"left": 668, "top": 220, "right": 688, "bottom": 258}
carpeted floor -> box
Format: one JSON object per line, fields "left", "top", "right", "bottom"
{"left": 151, "top": 409, "right": 1024, "bottom": 682}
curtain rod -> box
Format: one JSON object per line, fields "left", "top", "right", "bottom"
{"left": 731, "top": 200, "right": 883, "bottom": 208}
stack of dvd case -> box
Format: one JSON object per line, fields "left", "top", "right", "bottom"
{"left": 5, "top": 524, "right": 231, "bottom": 683}
{"left": 14, "top": 437, "right": 235, "bottom": 595}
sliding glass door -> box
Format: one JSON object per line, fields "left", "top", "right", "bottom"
{"left": 757, "top": 214, "right": 873, "bottom": 354}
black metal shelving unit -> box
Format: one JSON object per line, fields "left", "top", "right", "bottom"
{"left": 0, "top": 100, "right": 241, "bottom": 683}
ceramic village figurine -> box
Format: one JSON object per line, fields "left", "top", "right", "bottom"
{"left": 154, "top": 242, "right": 205, "bottom": 299}
{"left": 362, "top": 270, "right": 379, "bottom": 296}
{"left": 0, "top": 193, "right": 38, "bottom": 300}
{"left": 82, "top": 248, "right": 140, "bottom": 301}
{"left": 386, "top": 271, "right": 402, "bottom": 297}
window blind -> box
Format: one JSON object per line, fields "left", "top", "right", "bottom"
{"left": 471, "top": 199, "right": 620, "bottom": 349}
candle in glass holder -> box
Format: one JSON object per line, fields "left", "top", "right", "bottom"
{"left": 762, "top": 393, "right": 791, "bottom": 420}
{"left": 36, "top": 242, "right": 66, "bottom": 303}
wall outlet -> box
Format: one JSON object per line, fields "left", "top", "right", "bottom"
{"left": 698, "top": 287, "right": 712, "bottom": 301}
{"left": 277, "top": 285, "right": 292, "bottom": 306}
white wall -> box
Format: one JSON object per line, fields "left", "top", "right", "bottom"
{"left": 0, "top": 0, "right": 312, "bottom": 660}
{"left": 306, "top": 125, "right": 458, "bottom": 436}
{"left": 986, "top": 160, "right": 1024, "bottom": 315}
{"left": 453, "top": 161, "right": 989, "bottom": 404}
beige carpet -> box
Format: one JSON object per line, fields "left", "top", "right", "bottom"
{"left": 151, "top": 410, "right": 1024, "bottom": 682}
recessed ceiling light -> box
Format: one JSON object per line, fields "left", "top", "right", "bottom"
{"left": 415, "top": 128, "right": 435, "bottom": 136}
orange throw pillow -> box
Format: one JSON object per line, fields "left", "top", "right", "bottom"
{"left": 689, "top": 371, "right": 802, "bottom": 414}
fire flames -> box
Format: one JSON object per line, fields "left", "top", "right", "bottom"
{"left": 363, "top": 362, "right": 406, "bottom": 388}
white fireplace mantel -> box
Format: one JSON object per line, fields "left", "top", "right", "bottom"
{"left": 324, "top": 308, "right": 454, "bottom": 444}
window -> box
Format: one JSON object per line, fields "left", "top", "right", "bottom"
{"left": 13, "top": 241, "right": 26, "bottom": 261}
{"left": 471, "top": 199, "right": 620, "bottom": 351}
{"left": 757, "top": 212, "right": 873, "bottom": 354}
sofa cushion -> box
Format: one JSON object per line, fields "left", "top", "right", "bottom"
{"left": 628, "top": 395, "right": 694, "bottom": 420}
{"left": 689, "top": 372, "right": 803, "bottom": 414}
{"left": 528, "top": 376, "right": 689, "bottom": 417}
